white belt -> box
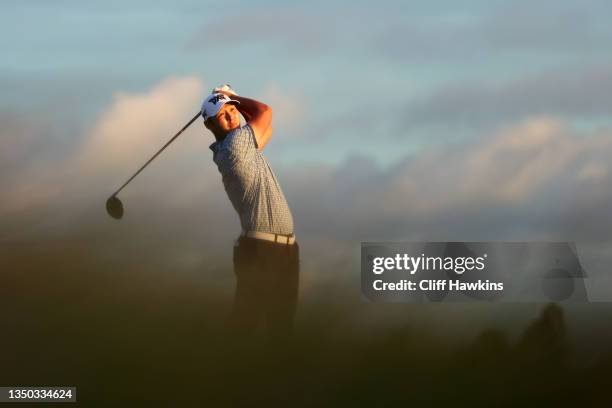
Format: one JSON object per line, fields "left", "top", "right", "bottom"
{"left": 241, "top": 230, "right": 296, "bottom": 245}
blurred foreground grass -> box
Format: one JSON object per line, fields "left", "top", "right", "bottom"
{"left": 2, "top": 240, "right": 612, "bottom": 407}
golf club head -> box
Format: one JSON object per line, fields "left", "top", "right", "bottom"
{"left": 106, "top": 196, "right": 124, "bottom": 219}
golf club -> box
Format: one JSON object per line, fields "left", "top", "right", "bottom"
{"left": 105, "top": 111, "right": 202, "bottom": 219}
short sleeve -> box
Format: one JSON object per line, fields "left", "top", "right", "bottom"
{"left": 225, "top": 124, "right": 258, "bottom": 160}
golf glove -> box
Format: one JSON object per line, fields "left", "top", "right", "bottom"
{"left": 212, "top": 83, "right": 238, "bottom": 96}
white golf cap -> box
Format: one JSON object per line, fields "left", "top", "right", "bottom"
{"left": 201, "top": 93, "right": 240, "bottom": 122}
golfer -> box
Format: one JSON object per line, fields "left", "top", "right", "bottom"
{"left": 202, "top": 85, "right": 299, "bottom": 339}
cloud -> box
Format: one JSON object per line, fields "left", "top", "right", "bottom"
{"left": 259, "top": 83, "right": 305, "bottom": 137}
{"left": 0, "top": 76, "right": 220, "bottom": 219}
{"left": 394, "top": 63, "right": 612, "bottom": 132}
{"left": 3, "top": 84, "right": 612, "bottom": 322}
{"left": 76, "top": 76, "right": 205, "bottom": 179}
{"left": 4, "top": 75, "right": 612, "bottom": 245}
{"left": 281, "top": 117, "right": 612, "bottom": 247}
{"left": 3, "top": 76, "right": 612, "bottom": 284}
{"left": 293, "top": 60, "right": 612, "bottom": 149}
{"left": 274, "top": 117, "right": 612, "bottom": 291}
{"left": 409, "top": 118, "right": 608, "bottom": 209}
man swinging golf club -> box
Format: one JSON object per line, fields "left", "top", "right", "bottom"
{"left": 202, "top": 84, "right": 299, "bottom": 340}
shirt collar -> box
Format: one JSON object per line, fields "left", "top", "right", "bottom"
{"left": 209, "top": 129, "right": 236, "bottom": 155}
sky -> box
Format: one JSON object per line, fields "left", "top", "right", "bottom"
{"left": 2, "top": 1, "right": 612, "bottom": 336}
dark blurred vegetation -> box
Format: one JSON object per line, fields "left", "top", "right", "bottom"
{"left": 2, "top": 240, "right": 612, "bottom": 407}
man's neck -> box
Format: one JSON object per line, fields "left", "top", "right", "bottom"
{"left": 214, "top": 131, "right": 228, "bottom": 143}
{"left": 214, "top": 125, "right": 240, "bottom": 142}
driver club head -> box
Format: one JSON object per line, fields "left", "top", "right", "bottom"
{"left": 106, "top": 196, "right": 124, "bottom": 219}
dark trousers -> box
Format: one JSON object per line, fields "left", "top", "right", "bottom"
{"left": 230, "top": 236, "right": 300, "bottom": 340}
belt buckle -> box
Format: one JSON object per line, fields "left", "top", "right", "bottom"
{"left": 273, "top": 233, "right": 288, "bottom": 245}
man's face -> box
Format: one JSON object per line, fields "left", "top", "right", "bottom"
{"left": 207, "top": 103, "right": 240, "bottom": 135}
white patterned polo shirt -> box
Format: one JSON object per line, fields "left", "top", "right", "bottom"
{"left": 210, "top": 124, "right": 294, "bottom": 236}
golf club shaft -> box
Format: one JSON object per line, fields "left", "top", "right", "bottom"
{"left": 110, "top": 112, "right": 201, "bottom": 198}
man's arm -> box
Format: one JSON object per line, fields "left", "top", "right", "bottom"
{"left": 219, "top": 91, "right": 273, "bottom": 150}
